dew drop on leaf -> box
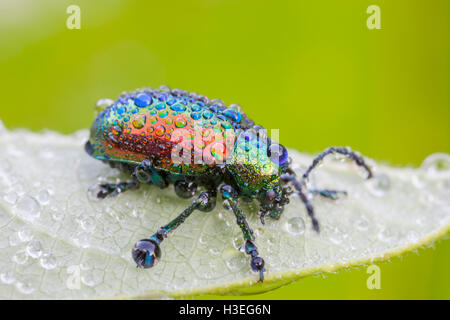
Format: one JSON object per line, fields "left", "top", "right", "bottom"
{"left": 421, "top": 153, "right": 450, "bottom": 179}
{"left": 40, "top": 253, "right": 57, "bottom": 270}
{"left": 285, "top": 217, "right": 305, "bottom": 236}
{"left": 26, "top": 240, "right": 43, "bottom": 258}
{"left": 12, "top": 250, "right": 29, "bottom": 265}
{"left": 18, "top": 227, "right": 33, "bottom": 242}
{"left": 366, "top": 174, "right": 390, "bottom": 197}
{"left": 14, "top": 196, "right": 41, "bottom": 221}
{"left": 37, "top": 189, "right": 50, "bottom": 204}
{"left": 0, "top": 269, "right": 15, "bottom": 284}
{"left": 3, "top": 190, "right": 17, "bottom": 204}
{"left": 16, "top": 280, "right": 35, "bottom": 294}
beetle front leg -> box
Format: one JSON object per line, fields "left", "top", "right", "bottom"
{"left": 220, "top": 185, "right": 266, "bottom": 282}
{"left": 96, "top": 180, "right": 140, "bottom": 199}
{"left": 132, "top": 190, "right": 216, "bottom": 268}
{"left": 310, "top": 189, "right": 347, "bottom": 200}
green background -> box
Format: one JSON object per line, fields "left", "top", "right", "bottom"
{"left": 0, "top": 0, "right": 448, "bottom": 299}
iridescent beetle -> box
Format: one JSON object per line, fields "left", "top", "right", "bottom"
{"left": 85, "top": 86, "right": 373, "bottom": 282}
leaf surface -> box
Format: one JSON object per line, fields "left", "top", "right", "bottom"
{"left": 0, "top": 122, "right": 448, "bottom": 299}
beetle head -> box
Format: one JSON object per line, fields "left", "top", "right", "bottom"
{"left": 226, "top": 129, "right": 289, "bottom": 200}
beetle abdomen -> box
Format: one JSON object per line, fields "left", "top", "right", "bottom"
{"left": 86, "top": 87, "right": 253, "bottom": 176}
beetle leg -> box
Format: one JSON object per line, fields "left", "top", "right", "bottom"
{"left": 281, "top": 172, "right": 321, "bottom": 232}
{"left": 96, "top": 180, "right": 139, "bottom": 199}
{"left": 95, "top": 160, "right": 151, "bottom": 199}
{"left": 220, "top": 185, "right": 266, "bottom": 282}
{"left": 302, "top": 147, "right": 373, "bottom": 182}
{"left": 310, "top": 189, "right": 347, "bottom": 200}
{"left": 132, "top": 190, "right": 216, "bottom": 269}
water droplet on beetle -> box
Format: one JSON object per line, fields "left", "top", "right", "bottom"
{"left": 366, "top": 174, "right": 390, "bottom": 197}
{"left": 285, "top": 217, "right": 305, "bottom": 235}
{"left": 26, "top": 240, "right": 43, "bottom": 258}
{"left": 0, "top": 269, "right": 15, "bottom": 284}
{"left": 95, "top": 98, "right": 114, "bottom": 115}
{"left": 40, "top": 253, "right": 57, "bottom": 270}
{"left": 14, "top": 196, "right": 41, "bottom": 221}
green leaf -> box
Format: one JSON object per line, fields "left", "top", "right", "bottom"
{"left": 0, "top": 121, "right": 448, "bottom": 299}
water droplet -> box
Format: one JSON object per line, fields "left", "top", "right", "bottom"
{"left": 81, "top": 271, "right": 102, "bottom": 287}
{"left": 285, "top": 217, "right": 305, "bottom": 235}
{"left": 222, "top": 199, "right": 232, "bottom": 211}
{"left": 209, "top": 248, "right": 220, "bottom": 256}
{"left": 87, "top": 184, "right": 103, "bottom": 201}
{"left": 3, "top": 191, "right": 17, "bottom": 204}
{"left": 79, "top": 216, "right": 96, "bottom": 233}
{"left": 366, "top": 174, "right": 390, "bottom": 197}
{"left": 14, "top": 196, "right": 41, "bottom": 221}
{"left": 37, "top": 189, "right": 50, "bottom": 204}
{"left": 355, "top": 216, "right": 369, "bottom": 231}
{"left": 40, "top": 253, "right": 57, "bottom": 270}
{"left": 96, "top": 98, "right": 114, "bottom": 112}
{"left": 132, "top": 114, "right": 146, "bottom": 129}
{"left": 13, "top": 250, "right": 28, "bottom": 265}
{"left": 26, "top": 240, "right": 43, "bottom": 258}
{"left": 73, "top": 233, "right": 90, "bottom": 248}
{"left": 411, "top": 174, "right": 426, "bottom": 189}
{"left": 226, "top": 253, "right": 246, "bottom": 271}
{"left": 16, "top": 280, "right": 35, "bottom": 294}
{"left": 18, "top": 227, "right": 33, "bottom": 242}
{"left": 378, "top": 227, "right": 396, "bottom": 243}
{"left": 131, "top": 208, "right": 144, "bottom": 218}
{"left": 50, "top": 207, "right": 64, "bottom": 221}
{"left": 329, "top": 231, "right": 343, "bottom": 245}
{"left": 232, "top": 237, "right": 244, "bottom": 251}
{"left": 406, "top": 230, "right": 420, "bottom": 243}
{"left": 0, "top": 269, "right": 15, "bottom": 284}
{"left": 14, "top": 184, "right": 25, "bottom": 196}
{"left": 421, "top": 153, "right": 450, "bottom": 179}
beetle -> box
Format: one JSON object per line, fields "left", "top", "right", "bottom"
{"left": 85, "top": 86, "right": 373, "bottom": 282}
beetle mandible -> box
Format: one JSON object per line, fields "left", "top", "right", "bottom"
{"left": 85, "top": 86, "right": 373, "bottom": 282}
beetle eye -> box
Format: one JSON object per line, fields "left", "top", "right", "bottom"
{"left": 267, "top": 143, "right": 288, "bottom": 166}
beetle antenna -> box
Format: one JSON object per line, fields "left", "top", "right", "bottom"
{"left": 281, "top": 171, "right": 320, "bottom": 232}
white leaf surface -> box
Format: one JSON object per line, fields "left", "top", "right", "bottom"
{"left": 0, "top": 121, "right": 449, "bottom": 299}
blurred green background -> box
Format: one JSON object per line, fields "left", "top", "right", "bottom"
{"left": 0, "top": 0, "right": 448, "bottom": 299}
